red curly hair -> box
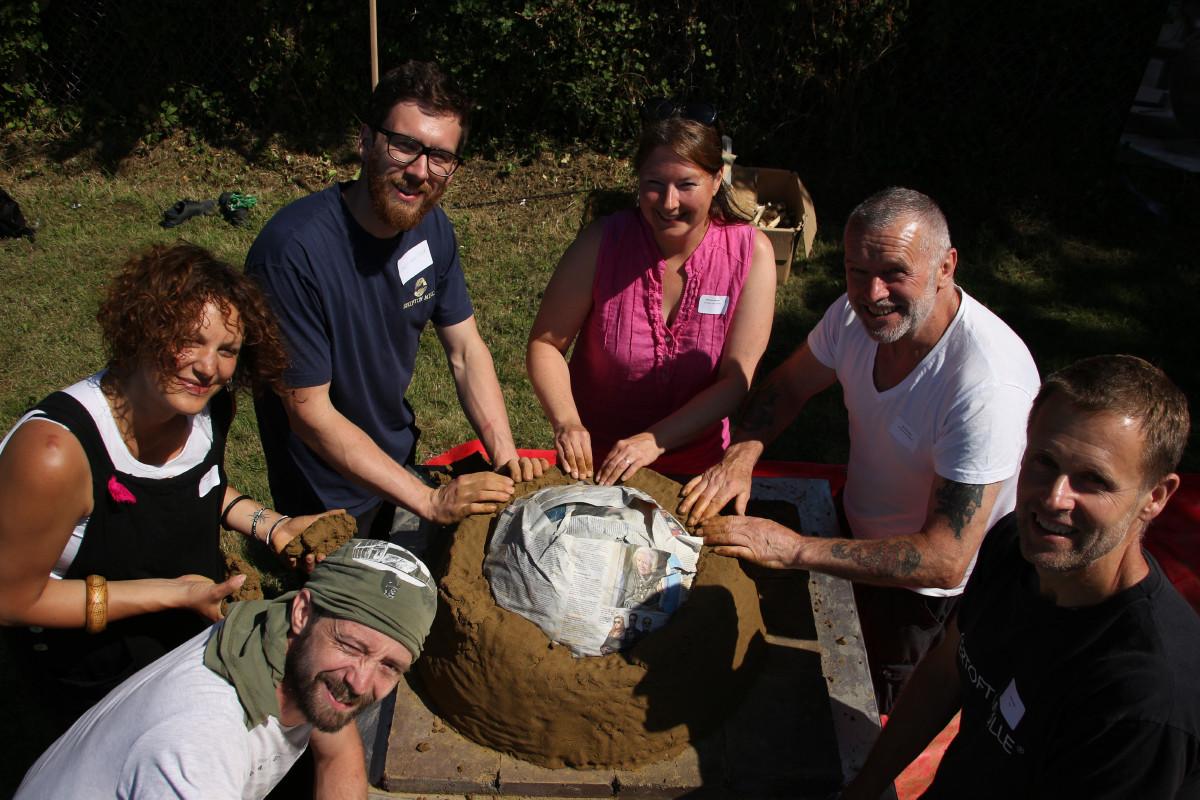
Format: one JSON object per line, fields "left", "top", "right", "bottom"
{"left": 97, "top": 242, "right": 289, "bottom": 397}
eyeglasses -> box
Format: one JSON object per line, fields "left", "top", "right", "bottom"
{"left": 639, "top": 98, "right": 719, "bottom": 127}
{"left": 372, "top": 125, "right": 461, "bottom": 177}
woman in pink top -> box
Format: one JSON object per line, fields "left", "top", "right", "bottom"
{"left": 527, "top": 101, "right": 777, "bottom": 485}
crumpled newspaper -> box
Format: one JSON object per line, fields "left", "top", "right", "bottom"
{"left": 484, "top": 484, "right": 702, "bottom": 657}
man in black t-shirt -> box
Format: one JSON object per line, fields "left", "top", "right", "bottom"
{"left": 843, "top": 355, "right": 1200, "bottom": 800}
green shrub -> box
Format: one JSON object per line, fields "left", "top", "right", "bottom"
{"left": 1, "top": 0, "right": 906, "bottom": 156}
{"left": 0, "top": 1, "right": 47, "bottom": 131}
{"left": 0, "top": 0, "right": 1165, "bottom": 214}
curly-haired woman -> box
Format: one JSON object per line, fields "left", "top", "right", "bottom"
{"left": 0, "top": 242, "right": 327, "bottom": 724}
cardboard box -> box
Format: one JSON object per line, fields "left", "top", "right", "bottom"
{"left": 729, "top": 165, "right": 817, "bottom": 284}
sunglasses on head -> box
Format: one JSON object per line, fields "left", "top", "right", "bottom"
{"left": 639, "top": 98, "right": 719, "bottom": 127}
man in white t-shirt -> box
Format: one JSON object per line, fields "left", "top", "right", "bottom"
{"left": 15, "top": 541, "right": 436, "bottom": 800}
{"left": 680, "top": 187, "right": 1039, "bottom": 713}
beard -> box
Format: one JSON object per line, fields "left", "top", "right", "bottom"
{"left": 366, "top": 152, "right": 446, "bottom": 232}
{"left": 858, "top": 273, "right": 938, "bottom": 344}
{"left": 282, "top": 626, "right": 376, "bottom": 734}
{"left": 1016, "top": 506, "right": 1140, "bottom": 575}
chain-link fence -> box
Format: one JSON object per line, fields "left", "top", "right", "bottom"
{"left": 6, "top": 1, "right": 1168, "bottom": 206}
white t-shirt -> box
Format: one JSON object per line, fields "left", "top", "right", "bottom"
{"left": 807, "top": 289, "right": 1039, "bottom": 596}
{"left": 15, "top": 627, "right": 311, "bottom": 800}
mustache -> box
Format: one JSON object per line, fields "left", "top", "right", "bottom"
{"left": 321, "top": 673, "right": 374, "bottom": 708}
{"left": 386, "top": 175, "right": 428, "bottom": 194}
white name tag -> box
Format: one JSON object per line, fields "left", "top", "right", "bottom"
{"left": 198, "top": 465, "right": 221, "bottom": 498}
{"left": 999, "top": 680, "right": 1025, "bottom": 729}
{"left": 889, "top": 416, "right": 918, "bottom": 452}
{"left": 698, "top": 295, "right": 729, "bottom": 315}
{"left": 396, "top": 240, "right": 433, "bottom": 284}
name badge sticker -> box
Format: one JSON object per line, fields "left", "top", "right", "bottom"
{"left": 999, "top": 680, "right": 1025, "bottom": 729}
{"left": 889, "top": 416, "right": 919, "bottom": 453}
{"left": 198, "top": 465, "right": 221, "bottom": 498}
{"left": 397, "top": 240, "right": 434, "bottom": 284}
{"left": 698, "top": 295, "right": 729, "bottom": 315}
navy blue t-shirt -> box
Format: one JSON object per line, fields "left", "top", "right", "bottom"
{"left": 246, "top": 183, "right": 473, "bottom": 516}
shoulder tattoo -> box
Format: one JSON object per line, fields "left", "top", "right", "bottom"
{"left": 934, "top": 481, "right": 985, "bottom": 540}
{"left": 830, "top": 539, "right": 921, "bottom": 578}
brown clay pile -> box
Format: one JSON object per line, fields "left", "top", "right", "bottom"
{"left": 418, "top": 465, "right": 768, "bottom": 770}
{"left": 281, "top": 511, "right": 357, "bottom": 559}
{"left": 222, "top": 512, "right": 358, "bottom": 608}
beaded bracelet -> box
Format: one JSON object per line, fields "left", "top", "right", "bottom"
{"left": 250, "top": 507, "right": 269, "bottom": 544}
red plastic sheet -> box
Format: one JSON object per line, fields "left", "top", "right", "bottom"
{"left": 1144, "top": 473, "right": 1200, "bottom": 616}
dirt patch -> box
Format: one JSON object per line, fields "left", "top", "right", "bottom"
{"left": 224, "top": 549, "right": 267, "bottom": 606}
{"left": 417, "top": 465, "right": 768, "bottom": 770}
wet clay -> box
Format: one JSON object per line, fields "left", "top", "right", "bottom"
{"left": 417, "top": 465, "right": 768, "bottom": 769}
{"left": 281, "top": 512, "right": 357, "bottom": 559}
{"left": 222, "top": 512, "right": 359, "bottom": 611}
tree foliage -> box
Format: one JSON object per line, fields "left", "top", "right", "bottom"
{"left": 2, "top": 0, "right": 1164, "bottom": 213}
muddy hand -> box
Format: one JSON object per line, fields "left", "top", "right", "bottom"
{"left": 498, "top": 456, "right": 550, "bottom": 483}
{"left": 697, "top": 515, "right": 802, "bottom": 570}
{"left": 271, "top": 508, "right": 345, "bottom": 573}
{"left": 429, "top": 472, "right": 515, "bottom": 524}
{"left": 679, "top": 455, "right": 755, "bottom": 525}
{"left": 176, "top": 573, "right": 247, "bottom": 622}
{"left": 554, "top": 423, "right": 593, "bottom": 480}
{"left": 596, "top": 433, "right": 663, "bottom": 486}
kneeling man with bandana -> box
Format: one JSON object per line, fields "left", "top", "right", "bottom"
{"left": 16, "top": 540, "right": 436, "bottom": 799}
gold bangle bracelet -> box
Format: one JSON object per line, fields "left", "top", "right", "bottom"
{"left": 85, "top": 574, "right": 108, "bottom": 634}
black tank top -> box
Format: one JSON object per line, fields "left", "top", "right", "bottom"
{"left": 4, "top": 388, "right": 232, "bottom": 721}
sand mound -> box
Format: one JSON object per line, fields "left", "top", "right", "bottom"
{"left": 417, "top": 466, "right": 768, "bottom": 769}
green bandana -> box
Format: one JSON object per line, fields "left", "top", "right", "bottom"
{"left": 303, "top": 540, "right": 437, "bottom": 658}
{"left": 203, "top": 542, "right": 437, "bottom": 730}
{"left": 203, "top": 594, "right": 294, "bottom": 729}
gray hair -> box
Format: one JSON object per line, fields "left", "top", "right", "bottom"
{"left": 844, "top": 187, "right": 952, "bottom": 261}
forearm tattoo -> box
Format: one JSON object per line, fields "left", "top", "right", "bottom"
{"left": 933, "top": 480, "right": 986, "bottom": 540}
{"left": 740, "top": 383, "right": 782, "bottom": 433}
{"left": 830, "top": 539, "right": 922, "bottom": 578}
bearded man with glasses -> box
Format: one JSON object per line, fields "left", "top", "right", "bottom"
{"left": 247, "top": 61, "right": 544, "bottom": 543}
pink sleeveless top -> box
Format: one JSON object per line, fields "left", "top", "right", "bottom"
{"left": 570, "top": 209, "right": 756, "bottom": 474}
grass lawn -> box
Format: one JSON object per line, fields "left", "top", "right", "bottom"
{"left": 0, "top": 131, "right": 1197, "bottom": 793}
